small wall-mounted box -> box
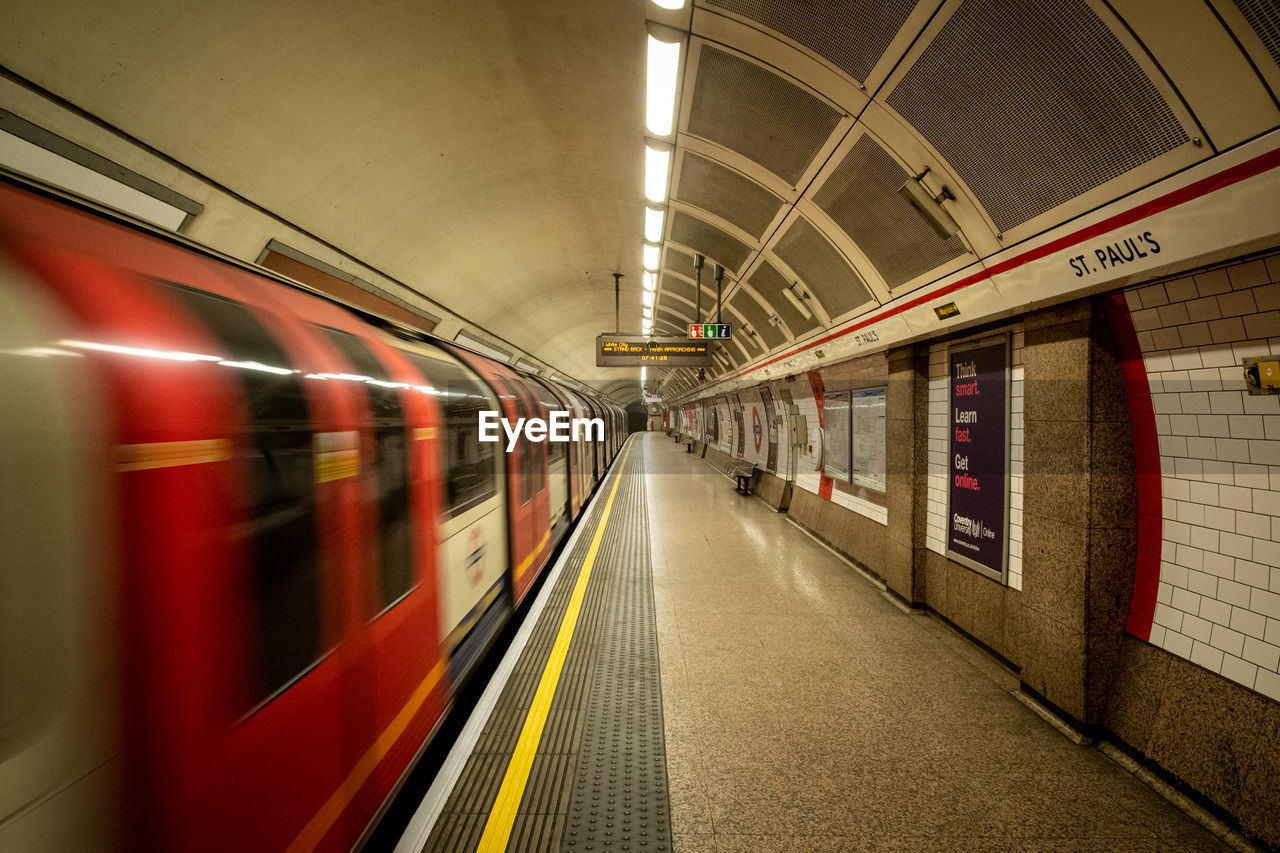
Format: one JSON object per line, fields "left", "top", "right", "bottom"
{"left": 1243, "top": 356, "right": 1280, "bottom": 395}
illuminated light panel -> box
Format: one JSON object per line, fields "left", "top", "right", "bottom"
{"left": 646, "top": 35, "right": 681, "bottom": 136}
{"left": 642, "top": 290, "right": 655, "bottom": 307}
{"left": 644, "top": 207, "right": 665, "bottom": 242}
{"left": 643, "top": 243, "right": 660, "bottom": 271}
{"left": 645, "top": 145, "right": 669, "bottom": 203}
{"left": 651, "top": 0, "right": 686, "bottom": 7}
{"left": 643, "top": 271, "right": 657, "bottom": 291}
{"left": 61, "top": 339, "right": 219, "bottom": 362}
{"left": 218, "top": 359, "right": 296, "bottom": 376}
{"left": 642, "top": 308, "right": 653, "bottom": 320}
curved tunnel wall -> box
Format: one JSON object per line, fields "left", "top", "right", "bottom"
{"left": 665, "top": 247, "right": 1280, "bottom": 847}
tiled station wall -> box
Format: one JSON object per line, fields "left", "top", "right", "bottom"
{"left": 925, "top": 329, "right": 1026, "bottom": 590}
{"left": 1124, "top": 253, "right": 1280, "bottom": 700}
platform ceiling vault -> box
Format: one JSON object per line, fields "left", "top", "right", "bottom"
{"left": 2, "top": 1, "right": 1278, "bottom": 405}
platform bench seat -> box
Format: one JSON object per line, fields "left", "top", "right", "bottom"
{"left": 734, "top": 462, "right": 755, "bottom": 494}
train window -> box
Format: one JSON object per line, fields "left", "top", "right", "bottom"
{"left": 154, "top": 281, "right": 321, "bottom": 706}
{"left": 319, "top": 328, "right": 414, "bottom": 612}
{"left": 400, "top": 352, "right": 497, "bottom": 519}
{"left": 505, "top": 381, "right": 534, "bottom": 504}
{"left": 532, "top": 382, "right": 566, "bottom": 465}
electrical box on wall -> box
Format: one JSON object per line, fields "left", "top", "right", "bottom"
{"left": 1244, "top": 356, "right": 1280, "bottom": 395}
{"left": 788, "top": 413, "right": 807, "bottom": 444}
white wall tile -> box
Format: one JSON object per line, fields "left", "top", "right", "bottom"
{"left": 1255, "top": 669, "right": 1280, "bottom": 702}
{"left": 1122, "top": 255, "right": 1280, "bottom": 696}
{"left": 1221, "top": 654, "right": 1258, "bottom": 687}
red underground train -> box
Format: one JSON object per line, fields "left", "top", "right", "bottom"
{"left": 0, "top": 175, "right": 627, "bottom": 852}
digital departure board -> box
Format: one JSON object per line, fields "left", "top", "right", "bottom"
{"left": 595, "top": 335, "right": 711, "bottom": 367}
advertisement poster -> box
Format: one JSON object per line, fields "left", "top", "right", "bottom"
{"left": 850, "top": 388, "right": 886, "bottom": 492}
{"left": 947, "top": 337, "right": 1009, "bottom": 580}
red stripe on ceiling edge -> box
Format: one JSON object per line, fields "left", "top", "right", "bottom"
{"left": 806, "top": 369, "right": 834, "bottom": 501}
{"left": 712, "top": 145, "right": 1280, "bottom": 390}
{"left": 1102, "top": 292, "right": 1161, "bottom": 643}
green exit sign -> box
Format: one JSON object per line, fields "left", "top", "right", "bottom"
{"left": 689, "top": 323, "right": 732, "bottom": 339}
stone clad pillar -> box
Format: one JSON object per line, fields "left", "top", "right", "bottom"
{"left": 885, "top": 345, "right": 928, "bottom": 605}
{"left": 1020, "top": 299, "right": 1137, "bottom": 727}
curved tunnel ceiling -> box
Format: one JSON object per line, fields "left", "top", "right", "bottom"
{"left": 1, "top": 1, "right": 1278, "bottom": 407}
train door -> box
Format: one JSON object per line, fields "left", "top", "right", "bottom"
{"left": 583, "top": 394, "right": 604, "bottom": 481}
{"left": 301, "top": 319, "right": 458, "bottom": 841}
{"left": 397, "top": 346, "right": 507, "bottom": 684}
{"left": 527, "top": 377, "right": 571, "bottom": 544}
{"left": 442, "top": 348, "right": 549, "bottom": 607}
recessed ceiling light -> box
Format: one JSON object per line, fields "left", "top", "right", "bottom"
{"left": 645, "top": 206, "right": 665, "bottom": 243}
{"left": 646, "top": 34, "right": 680, "bottom": 137}
{"left": 643, "top": 243, "right": 660, "bottom": 271}
{"left": 645, "top": 145, "right": 669, "bottom": 203}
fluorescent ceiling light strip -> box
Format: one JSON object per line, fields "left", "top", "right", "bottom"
{"left": 646, "top": 35, "right": 680, "bottom": 136}
{"left": 643, "top": 243, "right": 660, "bottom": 271}
{"left": 651, "top": 0, "right": 686, "bottom": 8}
{"left": 644, "top": 207, "right": 665, "bottom": 243}
{"left": 642, "top": 290, "right": 655, "bottom": 307}
{"left": 644, "top": 146, "right": 669, "bottom": 203}
{"left": 643, "top": 271, "right": 657, "bottom": 291}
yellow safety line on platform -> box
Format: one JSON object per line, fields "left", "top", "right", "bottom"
{"left": 475, "top": 442, "right": 633, "bottom": 852}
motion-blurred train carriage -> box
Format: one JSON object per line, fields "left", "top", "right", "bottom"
{"left": 0, "top": 174, "right": 625, "bottom": 852}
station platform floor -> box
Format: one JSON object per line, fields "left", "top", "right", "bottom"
{"left": 398, "top": 432, "right": 1233, "bottom": 853}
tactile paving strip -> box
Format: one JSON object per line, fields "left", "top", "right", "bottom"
{"left": 420, "top": 442, "right": 671, "bottom": 853}
{"left": 562, "top": 459, "right": 670, "bottom": 852}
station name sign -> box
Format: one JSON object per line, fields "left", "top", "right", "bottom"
{"left": 688, "top": 323, "right": 731, "bottom": 339}
{"left": 595, "top": 334, "right": 711, "bottom": 367}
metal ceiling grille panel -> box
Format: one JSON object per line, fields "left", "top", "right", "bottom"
{"left": 815, "top": 135, "right": 966, "bottom": 288}
{"left": 749, "top": 259, "right": 820, "bottom": 334}
{"left": 1233, "top": 0, "right": 1280, "bottom": 67}
{"left": 669, "top": 210, "right": 753, "bottom": 272}
{"left": 664, "top": 277, "right": 699, "bottom": 305}
{"left": 664, "top": 248, "right": 697, "bottom": 281}
{"left": 721, "top": 341, "right": 744, "bottom": 366}
{"left": 677, "top": 153, "right": 782, "bottom": 239}
{"left": 702, "top": 0, "right": 920, "bottom": 84}
{"left": 726, "top": 308, "right": 763, "bottom": 356}
{"left": 773, "top": 217, "right": 873, "bottom": 319}
{"left": 657, "top": 293, "right": 685, "bottom": 317}
{"left": 687, "top": 45, "right": 843, "bottom": 186}
{"left": 657, "top": 304, "right": 685, "bottom": 324}
{"left": 885, "top": 0, "right": 1189, "bottom": 234}
{"left": 730, "top": 290, "right": 787, "bottom": 349}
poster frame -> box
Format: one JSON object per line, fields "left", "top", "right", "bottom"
{"left": 944, "top": 333, "right": 1011, "bottom": 584}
